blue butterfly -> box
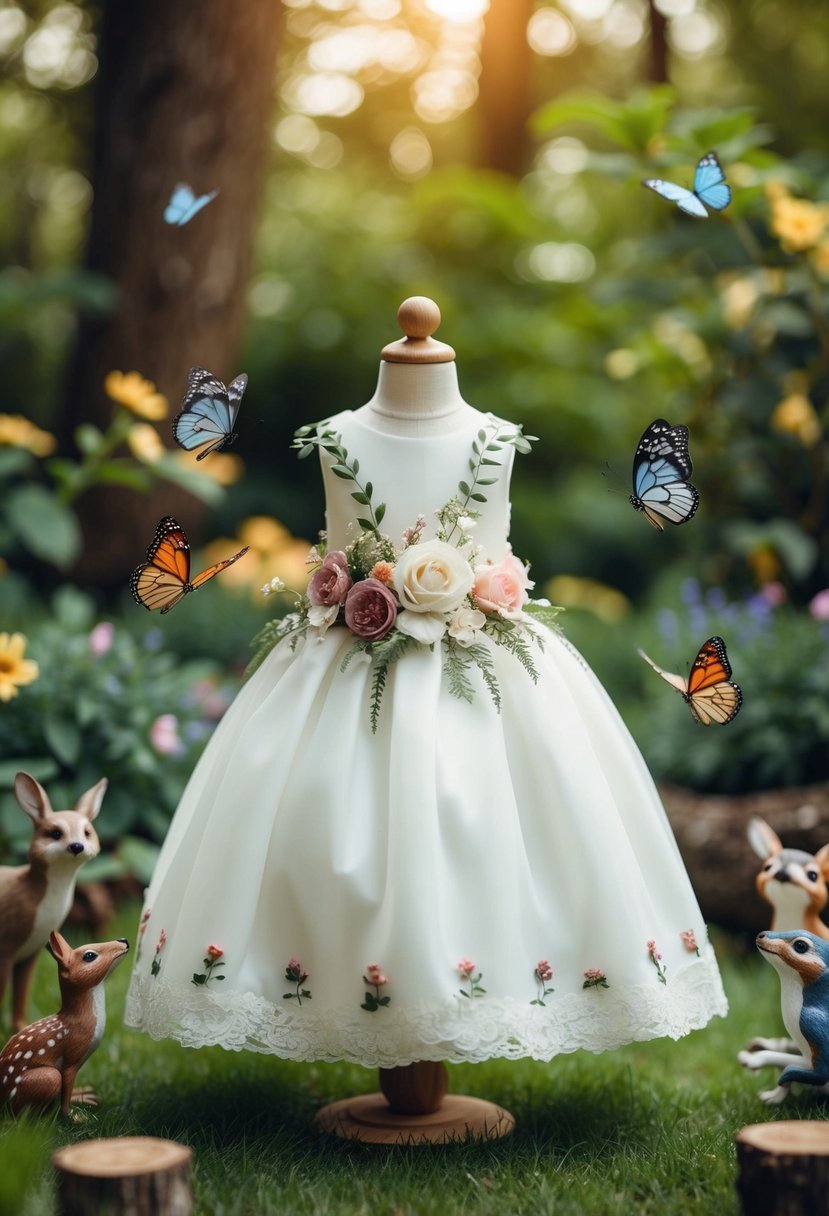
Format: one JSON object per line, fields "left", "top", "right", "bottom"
{"left": 164, "top": 184, "right": 219, "bottom": 226}
{"left": 630, "top": 419, "right": 699, "bottom": 530}
{"left": 173, "top": 367, "right": 247, "bottom": 460}
{"left": 642, "top": 151, "right": 731, "bottom": 218}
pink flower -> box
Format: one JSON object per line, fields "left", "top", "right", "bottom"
{"left": 138, "top": 909, "right": 151, "bottom": 936}
{"left": 206, "top": 944, "right": 224, "bottom": 960}
{"left": 156, "top": 929, "right": 167, "bottom": 953}
{"left": 457, "top": 957, "right": 476, "bottom": 978}
{"left": 809, "top": 589, "right": 829, "bottom": 621}
{"left": 680, "top": 929, "right": 699, "bottom": 954}
{"left": 344, "top": 578, "right": 398, "bottom": 641}
{"left": 88, "top": 621, "right": 114, "bottom": 657}
{"left": 149, "top": 713, "right": 183, "bottom": 756}
{"left": 472, "top": 549, "right": 534, "bottom": 619}
{"left": 365, "top": 963, "right": 388, "bottom": 986}
{"left": 535, "top": 960, "right": 553, "bottom": 982}
{"left": 308, "top": 550, "right": 352, "bottom": 607}
{"left": 761, "top": 581, "right": 786, "bottom": 607}
{"left": 646, "top": 939, "right": 661, "bottom": 960}
{"left": 583, "top": 967, "right": 609, "bottom": 989}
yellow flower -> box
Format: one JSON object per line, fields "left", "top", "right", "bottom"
{"left": 771, "top": 195, "right": 829, "bottom": 254}
{"left": 0, "top": 413, "right": 57, "bottom": 456}
{"left": 176, "top": 450, "right": 244, "bottom": 486}
{"left": 771, "top": 392, "right": 822, "bottom": 446}
{"left": 811, "top": 239, "right": 829, "bottom": 278}
{"left": 104, "top": 371, "right": 168, "bottom": 420}
{"left": 543, "top": 576, "right": 629, "bottom": 624}
{"left": 0, "top": 632, "right": 39, "bottom": 702}
{"left": 747, "top": 547, "right": 780, "bottom": 584}
{"left": 127, "top": 424, "right": 165, "bottom": 463}
{"left": 238, "top": 515, "right": 291, "bottom": 553}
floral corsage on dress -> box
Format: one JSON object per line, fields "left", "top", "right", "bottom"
{"left": 250, "top": 420, "right": 561, "bottom": 730}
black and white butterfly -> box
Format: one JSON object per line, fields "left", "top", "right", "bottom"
{"left": 172, "top": 366, "right": 248, "bottom": 460}
{"left": 629, "top": 419, "right": 699, "bottom": 530}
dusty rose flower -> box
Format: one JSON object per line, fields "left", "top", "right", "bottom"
{"left": 207, "top": 944, "right": 224, "bottom": 960}
{"left": 88, "top": 621, "right": 115, "bottom": 657}
{"left": 308, "top": 550, "right": 352, "bottom": 607}
{"left": 583, "top": 968, "right": 609, "bottom": 989}
{"left": 285, "top": 958, "right": 308, "bottom": 983}
{"left": 393, "top": 538, "right": 473, "bottom": 614}
{"left": 457, "top": 957, "right": 476, "bottom": 978}
{"left": 646, "top": 939, "right": 661, "bottom": 960}
{"left": 365, "top": 963, "right": 388, "bottom": 986}
{"left": 344, "top": 578, "right": 398, "bottom": 641}
{"left": 535, "top": 960, "right": 553, "bottom": 983}
{"left": 472, "top": 549, "right": 533, "bottom": 619}
{"left": 679, "top": 930, "right": 699, "bottom": 955}
{"left": 370, "top": 560, "right": 395, "bottom": 585}
{"left": 156, "top": 930, "right": 167, "bottom": 953}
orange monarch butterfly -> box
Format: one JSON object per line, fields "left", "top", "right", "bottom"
{"left": 130, "top": 517, "right": 249, "bottom": 614}
{"left": 637, "top": 635, "right": 743, "bottom": 726}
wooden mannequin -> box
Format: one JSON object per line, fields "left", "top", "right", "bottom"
{"left": 315, "top": 298, "right": 515, "bottom": 1144}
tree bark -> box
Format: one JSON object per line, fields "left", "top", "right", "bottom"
{"left": 646, "top": 0, "right": 669, "bottom": 85}
{"left": 662, "top": 781, "right": 829, "bottom": 933}
{"left": 736, "top": 1121, "right": 829, "bottom": 1216}
{"left": 62, "top": 1, "right": 282, "bottom": 583}
{"left": 53, "top": 1137, "right": 192, "bottom": 1215}
{"left": 477, "top": 0, "right": 535, "bottom": 177}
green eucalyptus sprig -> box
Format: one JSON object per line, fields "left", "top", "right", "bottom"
{"left": 293, "top": 426, "right": 386, "bottom": 533}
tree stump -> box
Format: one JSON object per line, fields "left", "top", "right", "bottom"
{"left": 735, "top": 1121, "right": 829, "bottom": 1215}
{"left": 52, "top": 1137, "right": 192, "bottom": 1216}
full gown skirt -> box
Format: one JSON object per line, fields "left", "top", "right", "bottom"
{"left": 125, "top": 409, "right": 727, "bottom": 1065}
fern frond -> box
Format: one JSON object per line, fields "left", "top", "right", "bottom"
{"left": 443, "top": 638, "right": 476, "bottom": 703}
{"left": 466, "top": 641, "right": 502, "bottom": 711}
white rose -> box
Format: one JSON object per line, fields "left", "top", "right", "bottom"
{"left": 395, "top": 610, "right": 447, "bottom": 644}
{"left": 393, "top": 538, "right": 473, "bottom": 614}
{"left": 447, "top": 605, "right": 486, "bottom": 648}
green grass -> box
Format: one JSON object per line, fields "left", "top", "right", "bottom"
{"left": 1, "top": 914, "right": 824, "bottom": 1216}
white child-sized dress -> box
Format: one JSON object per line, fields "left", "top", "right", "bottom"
{"left": 125, "top": 406, "right": 727, "bottom": 1065}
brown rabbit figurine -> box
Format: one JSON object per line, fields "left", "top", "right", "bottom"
{"left": 0, "top": 772, "right": 105, "bottom": 1029}
{"left": 0, "top": 930, "right": 128, "bottom": 1115}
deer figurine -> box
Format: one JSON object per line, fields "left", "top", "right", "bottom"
{"left": 0, "top": 930, "right": 129, "bottom": 1115}
{"left": 739, "top": 816, "right": 829, "bottom": 1100}
{"left": 0, "top": 771, "right": 105, "bottom": 1029}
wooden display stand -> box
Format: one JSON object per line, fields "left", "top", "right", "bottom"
{"left": 735, "top": 1121, "right": 829, "bottom": 1215}
{"left": 316, "top": 1060, "right": 515, "bottom": 1145}
{"left": 52, "top": 1137, "right": 193, "bottom": 1216}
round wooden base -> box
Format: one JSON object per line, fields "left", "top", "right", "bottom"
{"left": 316, "top": 1092, "right": 515, "bottom": 1145}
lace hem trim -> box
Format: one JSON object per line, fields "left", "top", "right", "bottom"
{"left": 124, "top": 950, "right": 728, "bottom": 1066}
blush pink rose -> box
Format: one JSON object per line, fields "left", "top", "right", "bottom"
{"left": 308, "top": 550, "right": 352, "bottom": 607}
{"left": 344, "top": 578, "right": 398, "bottom": 641}
{"left": 472, "top": 550, "right": 534, "bottom": 619}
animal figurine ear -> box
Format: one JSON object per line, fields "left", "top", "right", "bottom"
{"left": 47, "top": 931, "right": 72, "bottom": 968}
{"left": 814, "top": 844, "right": 829, "bottom": 879}
{"left": 748, "top": 815, "right": 783, "bottom": 860}
{"left": 75, "top": 777, "right": 108, "bottom": 823}
{"left": 13, "top": 772, "right": 53, "bottom": 823}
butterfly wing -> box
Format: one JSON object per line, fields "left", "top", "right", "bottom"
{"left": 630, "top": 419, "right": 700, "bottom": 528}
{"left": 173, "top": 366, "right": 246, "bottom": 459}
{"left": 693, "top": 152, "right": 731, "bottom": 213}
{"left": 190, "top": 545, "right": 250, "bottom": 590}
{"left": 163, "top": 184, "right": 219, "bottom": 225}
{"left": 130, "top": 517, "right": 191, "bottom": 613}
{"left": 637, "top": 648, "right": 688, "bottom": 694}
{"left": 685, "top": 636, "right": 743, "bottom": 725}
{"left": 642, "top": 178, "right": 709, "bottom": 218}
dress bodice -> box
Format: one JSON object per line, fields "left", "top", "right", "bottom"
{"left": 318, "top": 409, "right": 515, "bottom": 561}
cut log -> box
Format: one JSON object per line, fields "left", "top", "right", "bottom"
{"left": 52, "top": 1137, "right": 192, "bottom": 1216}
{"left": 736, "top": 1121, "right": 829, "bottom": 1215}
{"left": 661, "top": 781, "right": 829, "bottom": 932}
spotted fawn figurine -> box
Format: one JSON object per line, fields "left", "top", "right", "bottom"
{"left": 737, "top": 931, "right": 829, "bottom": 1106}
{"left": 0, "top": 930, "right": 129, "bottom": 1115}
{"left": 0, "top": 772, "right": 105, "bottom": 1029}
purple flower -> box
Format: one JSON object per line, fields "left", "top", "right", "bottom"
{"left": 679, "top": 578, "right": 702, "bottom": 607}
{"left": 308, "top": 550, "right": 352, "bottom": 607}
{"left": 344, "top": 578, "right": 398, "bottom": 641}
{"left": 657, "top": 608, "right": 678, "bottom": 646}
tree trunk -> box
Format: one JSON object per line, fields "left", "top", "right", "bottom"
{"left": 53, "top": 1137, "right": 192, "bottom": 1215}
{"left": 736, "top": 1121, "right": 829, "bottom": 1216}
{"left": 62, "top": 1, "right": 282, "bottom": 584}
{"left": 646, "top": 0, "right": 669, "bottom": 84}
{"left": 661, "top": 781, "right": 829, "bottom": 933}
{"left": 478, "top": 0, "right": 535, "bottom": 177}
